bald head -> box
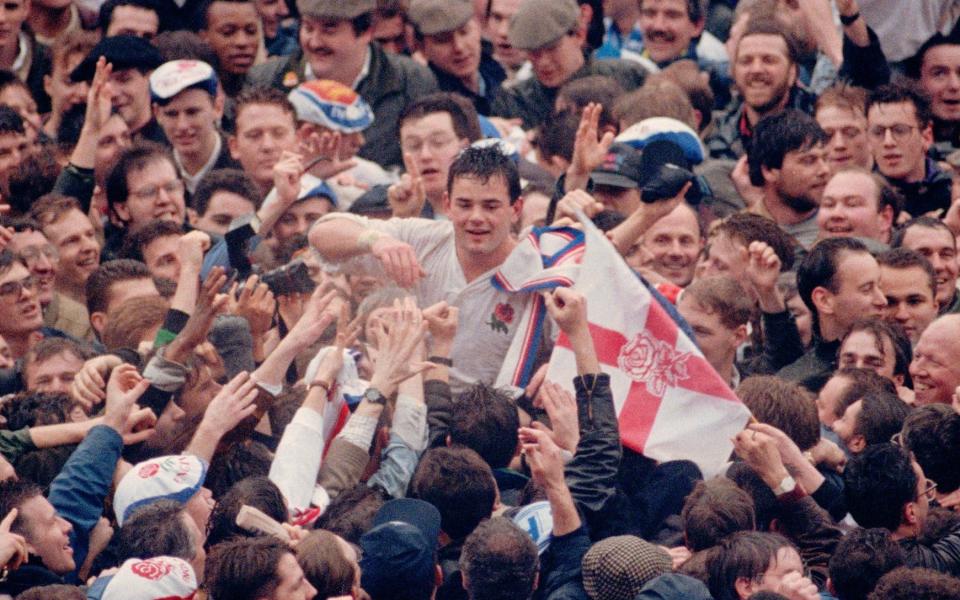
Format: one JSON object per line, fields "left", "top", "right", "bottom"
{"left": 910, "top": 314, "right": 960, "bottom": 405}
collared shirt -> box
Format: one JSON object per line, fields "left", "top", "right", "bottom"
{"left": 175, "top": 134, "right": 224, "bottom": 194}
{"left": 11, "top": 32, "right": 29, "bottom": 74}
{"left": 304, "top": 47, "right": 372, "bottom": 90}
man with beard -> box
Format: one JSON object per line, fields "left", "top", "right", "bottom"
{"left": 746, "top": 109, "right": 830, "bottom": 249}
{"left": 706, "top": 18, "right": 813, "bottom": 161}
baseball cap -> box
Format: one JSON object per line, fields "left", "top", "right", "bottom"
{"left": 349, "top": 185, "right": 391, "bottom": 216}
{"left": 113, "top": 455, "right": 208, "bottom": 526}
{"left": 287, "top": 79, "right": 374, "bottom": 134}
{"left": 615, "top": 117, "right": 706, "bottom": 165}
{"left": 100, "top": 556, "right": 198, "bottom": 600}
{"left": 302, "top": 180, "right": 339, "bottom": 208}
{"left": 296, "top": 0, "right": 375, "bottom": 19}
{"left": 149, "top": 60, "right": 218, "bottom": 105}
{"left": 508, "top": 0, "right": 579, "bottom": 51}
{"left": 507, "top": 501, "right": 553, "bottom": 555}
{"left": 408, "top": 0, "right": 473, "bottom": 36}
{"left": 71, "top": 35, "right": 163, "bottom": 83}
{"left": 360, "top": 499, "right": 441, "bottom": 600}
{"left": 590, "top": 143, "right": 646, "bottom": 189}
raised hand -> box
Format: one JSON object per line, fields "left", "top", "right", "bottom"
{"left": 178, "top": 230, "right": 212, "bottom": 274}
{"left": 301, "top": 130, "right": 357, "bottom": 180}
{"left": 543, "top": 288, "right": 588, "bottom": 336}
{"left": 552, "top": 189, "right": 604, "bottom": 224}
{"left": 422, "top": 301, "right": 459, "bottom": 354}
{"left": 232, "top": 275, "right": 277, "bottom": 336}
{"left": 538, "top": 381, "right": 579, "bottom": 453}
{"left": 742, "top": 240, "right": 785, "bottom": 312}
{"left": 0, "top": 509, "right": 27, "bottom": 572}
{"left": 273, "top": 151, "right": 304, "bottom": 209}
{"left": 200, "top": 371, "right": 260, "bottom": 437}
{"left": 388, "top": 153, "right": 428, "bottom": 218}
{"left": 102, "top": 364, "right": 151, "bottom": 434}
{"left": 518, "top": 425, "right": 566, "bottom": 491}
{"left": 368, "top": 297, "right": 429, "bottom": 398}
{"left": 71, "top": 354, "right": 123, "bottom": 410}
{"left": 566, "top": 103, "right": 615, "bottom": 191}
{"left": 732, "top": 427, "right": 789, "bottom": 490}
{"left": 84, "top": 57, "right": 114, "bottom": 133}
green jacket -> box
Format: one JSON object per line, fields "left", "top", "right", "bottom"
{"left": 491, "top": 55, "right": 648, "bottom": 129}
{"left": 244, "top": 42, "right": 437, "bottom": 169}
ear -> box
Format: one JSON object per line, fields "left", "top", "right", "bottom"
{"left": 894, "top": 373, "right": 905, "bottom": 387}
{"left": 761, "top": 164, "right": 779, "bottom": 186}
{"left": 811, "top": 285, "right": 834, "bottom": 316}
{"left": 734, "top": 576, "right": 756, "bottom": 600}
{"left": 213, "top": 94, "right": 225, "bottom": 120}
{"left": 692, "top": 16, "right": 707, "bottom": 37}
{"left": 42, "top": 74, "right": 52, "bottom": 98}
{"left": 90, "top": 311, "right": 107, "bottom": 336}
{"left": 511, "top": 196, "right": 524, "bottom": 224}
{"left": 113, "top": 201, "right": 131, "bottom": 223}
{"left": 733, "top": 323, "right": 749, "bottom": 346}
{"left": 879, "top": 204, "right": 894, "bottom": 233}
{"left": 903, "top": 499, "right": 918, "bottom": 526}
{"left": 848, "top": 434, "right": 866, "bottom": 454}
{"left": 445, "top": 433, "right": 452, "bottom": 447}
{"left": 152, "top": 103, "right": 161, "bottom": 121}
{"left": 228, "top": 134, "right": 239, "bottom": 160}
{"left": 186, "top": 207, "right": 199, "bottom": 226}
{"left": 442, "top": 191, "right": 452, "bottom": 215}
{"left": 921, "top": 122, "right": 934, "bottom": 152}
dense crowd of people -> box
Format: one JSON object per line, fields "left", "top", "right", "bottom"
{"left": 0, "top": 0, "right": 959, "bottom": 598}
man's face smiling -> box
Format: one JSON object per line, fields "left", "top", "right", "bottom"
{"left": 299, "top": 15, "right": 371, "bottom": 84}
{"left": 899, "top": 225, "right": 959, "bottom": 309}
{"left": 638, "top": 0, "right": 704, "bottom": 64}
{"left": 444, "top": 173, "right": 520, "bottom": 263}
{"left": 920, "top": 44, "right": 960, "bottom": 122}
{"left": 733, "top": 33, "right": 796, "bottom": 115}
{"left": 910, "top": 315, "right": 960, "bottom": 405}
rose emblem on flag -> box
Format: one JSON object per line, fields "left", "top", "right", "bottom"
{"left": 132, "top": 558, "right": 174, "bottom": 580}
{"left": 618, "top": 330, "right": 690, "bottom": 396}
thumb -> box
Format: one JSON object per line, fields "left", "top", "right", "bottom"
{"left": 0, "top": 508, "right": 16, "bottom": 532}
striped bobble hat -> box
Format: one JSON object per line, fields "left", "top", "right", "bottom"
{"left": 288, "top": 79, "right": 374, "bottom": 133}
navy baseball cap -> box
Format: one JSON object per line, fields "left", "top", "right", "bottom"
{"left": 71, "top": 35, "right": 163, "bottom": 83}
{"left": 360, "top": 499, "right": 441, "bottom": 600}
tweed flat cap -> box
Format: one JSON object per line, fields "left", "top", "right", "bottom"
{"left": 582, "top": 536, "right": 673, "bottom": 600}
{"left": 508, "top": 0, "right": 579, "bottom": 51}
{"left": 409, "top": 0, "right": 473, "bottom": 35}
{"left": 296, "top": 0, "right": 375, "bottom": 19}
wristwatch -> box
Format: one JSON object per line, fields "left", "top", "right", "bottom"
{"left": 773, "top": 475, "right": 797, "bottom": 496}
{"left": 363, "top": 387, "right": 388, "bottom": 405}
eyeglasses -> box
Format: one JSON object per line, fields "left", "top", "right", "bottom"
{"left": 867, "top": 124, "right": 917, "bottom": 142}
{"left": 17, "top": 244, "right": 58, "bottom": 265}
{"left": 923, "top": 478, "right": 938, "bottom": 502}
{"left": 131, "top": 179, "right": 185, "bottom": 202}
{"left": 0, "top": 275, "right": 36, "bottom": 302}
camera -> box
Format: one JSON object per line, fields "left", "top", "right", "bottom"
{"left": 258, "top": 259, "right": 316, "bottom": 297}
{"left": 640, "top": 162, "right": 696, "bottom": 204}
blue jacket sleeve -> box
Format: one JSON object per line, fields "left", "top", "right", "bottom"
{"left": 47, "top": 424, "right": 123, "bottom": 582}
{"left": 535, "top": 524, "right": 591, "bottom": 600}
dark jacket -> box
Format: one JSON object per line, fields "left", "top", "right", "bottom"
{"left": 244, "top": 42, "right": 438, "bottom": 168}
{"left": 900, "top": 521, "right": 960, "bottom": 576}
{"left": 776, "top": 335, "right": 841, "bottom": 394}
{"left": 741, "top": 309, "right": 807, "bottom": 376}
{"left": 885, "top": 158, "right": 953, "bottom": 218}
{"left": 430, "top": 40, "right": 506, "bottom": 116}
{"left": 491, "top": 55, "right": 647, "bottom": 129}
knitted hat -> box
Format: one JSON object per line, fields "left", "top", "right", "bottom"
{"left": 114, "top": 455, "right": 208, "bottom": 526}
{"left": 581, "top": 536, "right": 673, "bottom": 600}
{"left": 287, "top": 79, "right": 374, "bottom": 134}
{"left": 101, "top": 556, "right": 198, "bottom": 600}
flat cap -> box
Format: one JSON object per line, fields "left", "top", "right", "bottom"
{"left": 295, "top": 0, "right": 375, "bottom": 19}
{"left": 70, "top": 35, "right": 163, "bottom": 82}
{"left": 508, "top": 0, "right": 579, "bottom": 51}
{"left": 408, "top": 0, "right": 473, "bottom": 35}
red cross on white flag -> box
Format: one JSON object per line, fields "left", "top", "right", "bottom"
{"left": 544, "top": 217, "right": 751, "bottom": 478}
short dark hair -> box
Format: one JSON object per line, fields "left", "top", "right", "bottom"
{"left": 706, "top": 531, "right": 794, "bottom": 600}
{"left": 447, "top": 144, "right": 521, "bottom": 205}
{"left": 192, "top": 168, "right": 262, "bottom": 216}
{"left": 844, "top": 443, "right": 917, "bottom": 532}
{"left": 737, "top": 17, "right": 801, "bottom": 65}
{"left": 85, "top": 259, "right": 154, "bottom": 316}
{"left": 460, "top": 517, "right": 539, "bottom": 600}
{"left": 797, "top": 236, "right": 869, "bottom": 321}
{"left": 14, "top": 585, "right": 86, "bottom": 600}
{"left": 557, "top": 75, "right": 625, "bottom": 130}
{"left": 296, "top": 529, "right": 356, "bottom": 598}
{"left": 23, "top": 337, "right": 97, "bottom": 383}
{"left": 118, "top": 499, "right": 196, "bottom": 564}
{"left": 205, "top": 536, "right": 292, "bottom": 600}
{"left": 120, "top": 219, "right": 183, "bottom": 263}
{"left": 877, "top": 247, "right": 937, "bottom": 299}
{"left": 748, "top": 109, "right": 827, "bottom": 187}
{"left": 1, "top": 391, "right": 73, "bottom": 429}
{"left": 0, "top": 248, "right": 23, "bottom": 278}
{"left": 866, "top": 82, "right": 933, "bottom": 129}
{"left": 153, "top": 30, "right": 220, "bottom": 69}
{"left": 409, "top": 447, "right": 496, "bottom": 540}
{"left": 0, "top": 104, "right": 24, "bottom": 137}
{"left": 902, "top": 404, "right": 960, "bottom": 494}
{"left": 867, "top": 567, "right": 960, "bottom": 600}
{"left": 449, "top": 383, "right": 519, "bottom": 469}
{"left": 105, "top": 142, "right": 175, "bottom": 221}
{"left": 0, "top": 479, "right": 43, "bottom": 536}
{"left": 206, "top": 476, "right": 288, "bottom": 548}
{"left": 853, "top": 391, "right": 911, "bottom": 447}
{"left": 828, "top": 527, "right": 905, "bottom": 600}
{"left": 196, "top": 0, "right": 255, "bottom": 30}
{"left": 233, "top": 86, "right": 296, "bottom": 131}
{"left": 314, "top": 484, "right": 389, "bottom": 545}
{"left": 0, "top": 70, "right": 32, "bottom": 98}
{"left": 639, "top": 0, "right": 707, "bottom": 23}
{"left": 891, "top": 215, "right": 956, "bottom": 250}
{"left": 735, "top": 376, "right": 820, "bottom": 451}
{"left": 832, "top": 368, "right": 898, "bottom": 422}
{"left": 399, "top": 93, "right": 482, "bottom": 143}
{"left": 98, "top": 0, "right": 161, "bottom": 31}
{"left": 714, "top": 212, "right": 796, "bottom": 271}
{"left": 682, "top": 276, "right": 756, "bottom": 330}
{"left": 29, "top": 194, "right": 84, "bottom": 234}
{"left": 681, "top": 478, "right": 755, "bottom": 552}
{"left": 8, "top": 151, "right": 62, "bottom": 215}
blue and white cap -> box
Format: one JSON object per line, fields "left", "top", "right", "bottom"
{"left": 616, "top": 117, "right": 706, "bottom": 165}
{"left": 288, "top": 79, "right": 374, "bottom": 133}
{"left": 149, "top": 60, "right": 218, "bottom": 104}
{"left": 510, "top": 501, "right": 554, "bottom": 555}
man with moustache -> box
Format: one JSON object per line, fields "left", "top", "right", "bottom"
{"left": 706, "top": 18, "right": 815, "bottom": 161}
{"left": 746, "top": 109, "right": 830, "bottom": 249}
